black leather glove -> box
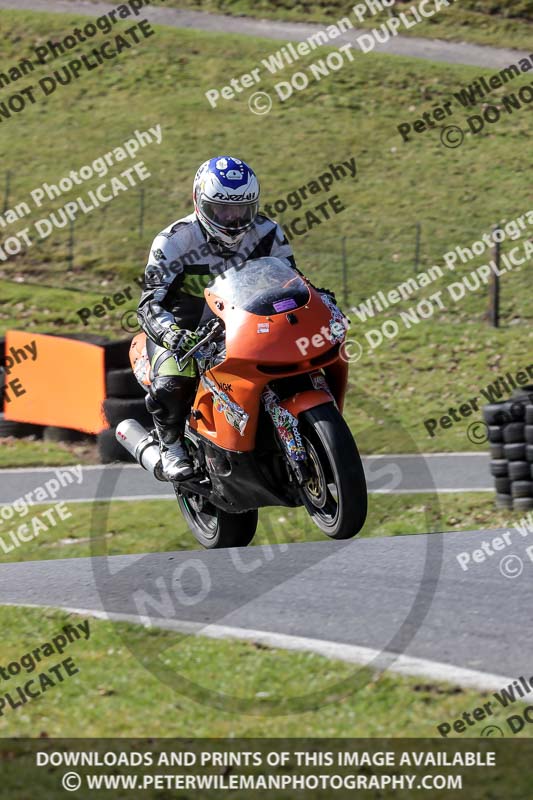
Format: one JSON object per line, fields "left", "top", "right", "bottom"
{"left": 162, "top": 325, "right": 200, "bottom": 353}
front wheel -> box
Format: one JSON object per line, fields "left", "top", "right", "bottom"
{"left": 299, "top": 403, "right": 367, "bottom": 539}
{"left": 176, "top": 490, "right": 258, "bottom": 549}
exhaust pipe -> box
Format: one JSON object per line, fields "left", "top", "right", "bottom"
{"left": 115, "top": 419, "right": 166, "bottom": 482}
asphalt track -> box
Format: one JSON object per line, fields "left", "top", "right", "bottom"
{"left": 0, "top": 451, "right": 519, "bottom": 693}
{"left": 0, "top": 0, "right": 528, "bottom": 69}
{"left": 0, "top": 525, "right": 532, "bottom": 693}
{"left": 0, "top": 453, "right": 492, "bottom": 504}
{"left": 0, "top": 454, "right": 522, "bottom": 692}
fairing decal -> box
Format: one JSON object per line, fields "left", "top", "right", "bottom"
{"left": 320, "top": 293, "right": 348, "bottom": 344}
{"left": 262, "top": 386, "right": 307, "bottom": 462}
{"left": 201, "top": 374, "right": 249, "bottom": 436}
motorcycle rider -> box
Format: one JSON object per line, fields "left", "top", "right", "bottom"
{"left": 137, "top": 156, "right": 300, "bottom": 481}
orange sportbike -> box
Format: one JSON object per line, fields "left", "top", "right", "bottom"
{"left": 118, "top": 257, "right": 367, "bottom": 549}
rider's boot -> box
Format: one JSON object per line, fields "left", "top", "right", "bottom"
{"left": 154, "top": 421, "right": 194, "bottom": 481}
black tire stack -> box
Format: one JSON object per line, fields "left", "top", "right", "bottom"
{"left": 99, "top": 338, "right": 150, "bottom": 464}
{"left": 0, "top": 415, "right": 42, "bottom": 438}
{"left": 485, "top": 386, "right": 533, "bottom": 511}
{"left": 0, "top": 336, "right": 44, "bottom": 439}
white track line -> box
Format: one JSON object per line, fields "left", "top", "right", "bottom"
{"left": 2, "top": 602, "right": 526, "bottom": 697}
{"left": 0, "top": 453, "right": 488, "bottom": 475}
{"left": 9, "top": 487, "right": 493, "bottom": 506}
{"left": 365, "top": 453, "right": 488, "bottom": 459}
{"left": 64, "top": 494, "right": 175, "bottom": 504}
{"left": 370, "top": 488, "right": 493, "bottom": 494}
{"left": 0, "top": 464, "right": 141, "bottom": 474}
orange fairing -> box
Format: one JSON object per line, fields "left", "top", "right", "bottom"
{"left": 189, "top": 279, "right": 348, "bottom": 452}
{"left": 130, "top": 333, "right": 151, "bottom": 387}
{"left": 279, "top": 389, "right": 333, "bottom": 418}
{"left": 324, "top": 358, "right": 349, "bottom": 413}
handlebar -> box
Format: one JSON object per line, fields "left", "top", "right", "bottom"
{"left": 176, "top": 319, "right": 224, "bottom": 372}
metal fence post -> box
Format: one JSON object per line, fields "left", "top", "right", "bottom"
{"left": 414, "top": 222, "right": 421, "bottom": 274}
{"left": 2, "top": 170, "right": 11, "bottom": 214}
{"left": 341, "top": 237, "right": 349, "bottom": 308}
{"left": 489, "top": 223, "right": 500, "bottom": 328}
{"left": 139, "top": 187, "right": 145, "bottom": 239}
{"left": 67, "top": 219, "right": 74, "bottom": 272}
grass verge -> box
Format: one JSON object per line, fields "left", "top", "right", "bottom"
{"left": 0, "top": 492, "right": 522, "bottom": 564}
{"left": 0, "top": 437, "right": 99, "bottom": 468}
{"left": 0, "top": 605, "right": 530, "bottom": 738}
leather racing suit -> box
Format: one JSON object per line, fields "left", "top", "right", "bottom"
{"left": 137, "top": 212, "right": 296, "bottom": 445}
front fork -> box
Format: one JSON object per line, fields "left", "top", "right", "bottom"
{"left": 261, "top": 386, "right": 310, "bottom": 486}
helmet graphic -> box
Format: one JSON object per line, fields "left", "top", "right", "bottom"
{"left": 193, "top": 156, "right": 260, "bottom": 247}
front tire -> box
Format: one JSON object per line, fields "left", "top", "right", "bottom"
{"left": 299, "top": 403, "right": 367, "bottom": 539}
{"left": 176, "top": 490, "right": 258, "bottom": 549}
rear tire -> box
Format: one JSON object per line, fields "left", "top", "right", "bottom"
{"left": 176, "top": 491, "right": 258, "bottom": 549}
{"left": 298, "top": 403, "right": 367, "bottom": 540}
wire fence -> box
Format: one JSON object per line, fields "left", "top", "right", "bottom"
{"left": 1, "top": 169, "right": 531, "bottom": 326}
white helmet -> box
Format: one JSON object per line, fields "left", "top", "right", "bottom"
{"left": 193, "top": 156, "right": 260, "bottom": 248}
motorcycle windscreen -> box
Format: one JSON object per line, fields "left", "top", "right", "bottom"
{"left": 208, "top": 257, "right": 310, "bottom": 315}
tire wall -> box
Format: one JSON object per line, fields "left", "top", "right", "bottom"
{"left": 484, "top": 392, "right": 533, "bottom": 511}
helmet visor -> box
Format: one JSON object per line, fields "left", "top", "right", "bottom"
{"left": 201, "top": 199, "right": 259, "bottom": 231}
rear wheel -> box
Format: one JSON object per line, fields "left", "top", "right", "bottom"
{"left": 299, "top": 403, "right": 367, "bottom": 539}
{"left": 175, "top": 490, "right": 258, "bottom": 549}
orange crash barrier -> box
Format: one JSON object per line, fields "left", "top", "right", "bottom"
{"left": 3, "top": 331, "right": 108, "bottom": 434}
